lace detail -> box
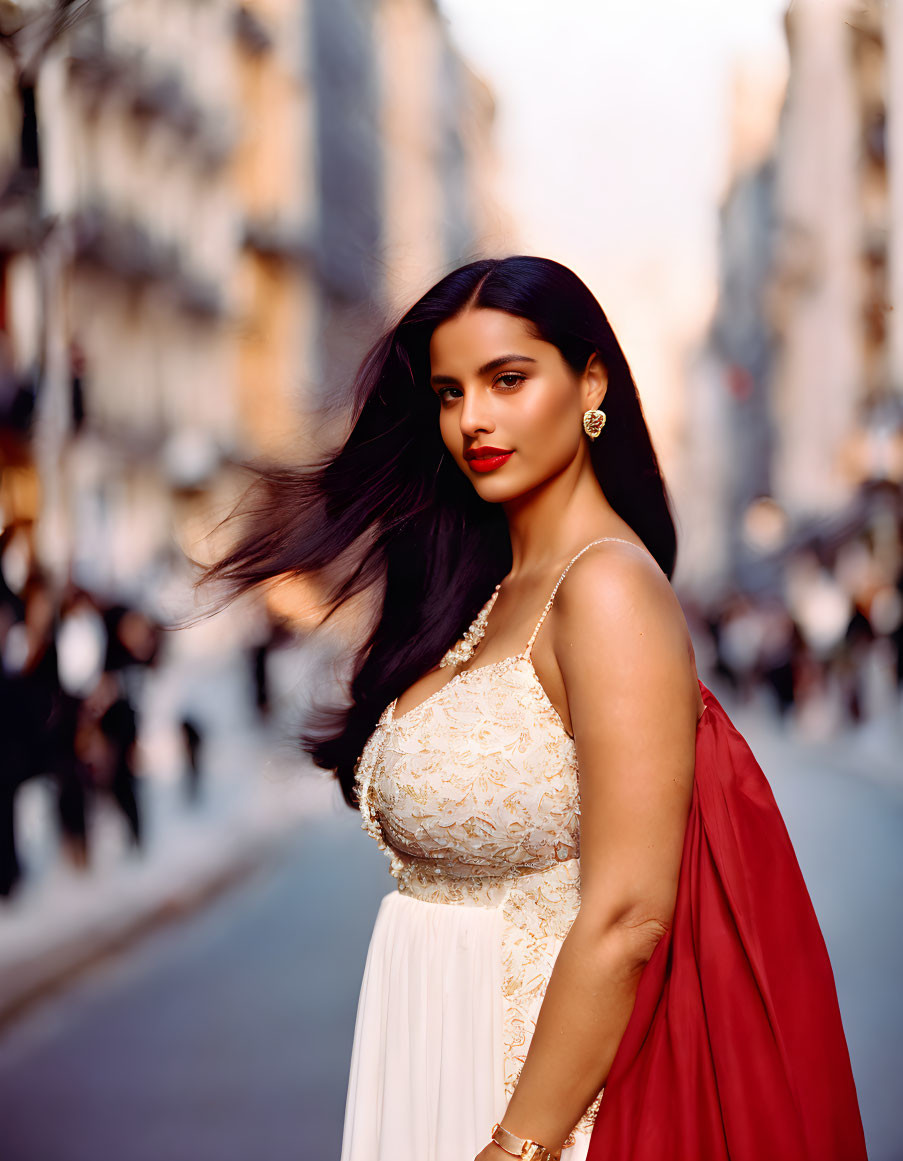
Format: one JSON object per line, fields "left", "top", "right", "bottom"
{"left": 353, "top": 715, "right": 408, "bottom": 881}
{"left": 351, "top": 540, "right": 641, "bottom": 1145}
{"left": 498, "top": 858, "right": 604, "bottom": 1139}
{"left": 353, "top": 657, "right": 604, "bottom": 1145}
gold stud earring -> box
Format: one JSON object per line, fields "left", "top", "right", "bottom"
{"left": 583, "top": 408, "right": 606, "bottom": 439}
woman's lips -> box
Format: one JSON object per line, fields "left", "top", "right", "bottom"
{"left": 467, "top": 451, "right": 513, "bottom": 473}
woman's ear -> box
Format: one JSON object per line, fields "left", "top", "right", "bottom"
{"left": 582, "top": 352, "right": 608, "bottom": 410}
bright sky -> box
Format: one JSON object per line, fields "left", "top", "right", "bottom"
{"left": 437, "top": 0, "right": 789, "bottom": 458}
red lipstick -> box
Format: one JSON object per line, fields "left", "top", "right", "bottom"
{"left": 464, "top": 446, "right": 514, "bottom": 473}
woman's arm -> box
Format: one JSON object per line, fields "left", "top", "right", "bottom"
{"left": 477, "top": 543, "right": 699, "bottom": 1157}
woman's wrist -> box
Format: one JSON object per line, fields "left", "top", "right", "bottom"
{"left": 489, "top": 1120, "right": 563, "bottom": 1160}
{"left": 477, "top": 1142, "right": 516, "bottom": 1161}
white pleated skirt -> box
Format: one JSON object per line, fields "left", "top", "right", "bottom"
{"left": 340, "top": 889, "right": 593, "bottom": 1161}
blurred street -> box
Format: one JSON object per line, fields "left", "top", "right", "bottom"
{"left": 0, "top": 680, "right": 900, "bottom": 1161}
{"left": 730, "top": 691, "right": 903, "bottom": 1161}
{"left": 0, "top": 799, "right": 394, "bottom": 1161}
{"left": 0, "top": 620, "right": 346, "bottom": 1019}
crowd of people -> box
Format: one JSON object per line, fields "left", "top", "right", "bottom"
{"left": 0, "top": 522, "right": 162, "bottom": 898}
{"left": 696, "top": 533, "right": 903, "bottom": 728}
{"left": 0, "top": 518, "right": 301, "bottom": 902}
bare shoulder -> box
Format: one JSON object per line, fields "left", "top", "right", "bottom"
{"left": 549, "top": 539, "right": 700, "bottom": 718}
{"left": 552, "top": 538, "right": 690, "bottom": 654}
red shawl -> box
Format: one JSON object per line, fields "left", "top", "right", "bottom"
{"left": 587, "top": 679, "right": 868, "bottom": 1161}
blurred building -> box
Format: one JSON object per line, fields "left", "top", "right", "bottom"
{"left": 311, "top": 0, "right": 504, "bottom": 402}
{"left": 374, "top": 0, "right": 499, "bottom": 313}
{"left": 766, "top": 0, "right": 903, "bottom": 602}
{"left": 769, "top": 0, "right": 896, "bottom": 515}
{"left": 0, "top": 0, "right": 504, "bottom": 618}
{"left": 681, "top": 0, "right": 903, "bottom": 609}
{"left": 308, "top": 0, "right": 383, "bottom": 403}
{"left": 0, "top": 0, "right": 245, "bottom": 609}
{"left": 678, "top": 61, "right": 785, "bottom": 601}
{"left": 232, "top": 0, "right": 319, "bottom": 462}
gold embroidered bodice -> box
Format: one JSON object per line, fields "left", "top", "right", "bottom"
{"left": 352, "top": 538, "right": 644, "bottom": 1141}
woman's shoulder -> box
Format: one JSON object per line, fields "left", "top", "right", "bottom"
{"left": 555, "top": 537, "right": 676, "bottom": 615}
{"left": 549, "top": 538, "right": 695, "bottom": 686}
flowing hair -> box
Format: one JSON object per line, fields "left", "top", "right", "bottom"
{"left": 193, "top": 255, "right": 677, "bottom": 807}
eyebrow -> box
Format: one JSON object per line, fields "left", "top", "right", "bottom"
{"left": 429, "top": 353, "right": 538, "bottom": 387}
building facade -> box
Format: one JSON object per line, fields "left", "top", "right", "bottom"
{"left": 0, "top": 0, "right": 504, "bottom": 623}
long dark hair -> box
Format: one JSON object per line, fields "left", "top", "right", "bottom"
{"left": 195, "top": 255, "right": 677, "bottom": 807}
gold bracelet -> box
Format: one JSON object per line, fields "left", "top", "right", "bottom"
{"left": 490, "top": 1121, "right": 563, "bottom": 1161}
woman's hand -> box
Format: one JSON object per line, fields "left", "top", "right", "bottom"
{"left": 473, "top": 1142, "right": 512, "bottom": 1161}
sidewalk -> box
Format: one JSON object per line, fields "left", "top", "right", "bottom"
{"left": 0, "top": 630, "right": 347, "bottom": 1029}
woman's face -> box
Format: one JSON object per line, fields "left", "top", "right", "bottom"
{"left": 428, "top": 307, "right": 606, "bottom": 500}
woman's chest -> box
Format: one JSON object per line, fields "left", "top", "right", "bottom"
{"left": 370, "top": 662, "right": 582, "bottom": 872}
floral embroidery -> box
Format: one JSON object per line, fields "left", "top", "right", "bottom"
{"left": 499, "top": 859, "right": 605, "bottom": 1141}
{"left": 352, "top": 656, "right": 605, "bottom": 1147}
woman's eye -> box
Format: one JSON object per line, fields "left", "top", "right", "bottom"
{"left": 436, "top": 374, "right": 523, "bottom": 403}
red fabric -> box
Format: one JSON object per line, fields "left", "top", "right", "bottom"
{"left": 587, "top": 679, "right": 868, "bottom": 1161}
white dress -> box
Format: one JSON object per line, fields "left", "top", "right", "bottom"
{"left": 339, "top": 540, "right": 635, "bottom": 1161}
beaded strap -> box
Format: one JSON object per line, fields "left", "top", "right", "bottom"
{"left": 438, "top": 537, "right": 644, "bottom": 673}
{"left": 522, "top": 537, "right": 642, "bottom": 659}
{"left": 439, "top": 583, "right": 502, "bottom": 669}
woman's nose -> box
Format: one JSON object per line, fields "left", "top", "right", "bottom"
{"left": 458, "top": 389, "right": 494, "bottom": 436}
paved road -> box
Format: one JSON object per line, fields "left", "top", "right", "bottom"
{"left": 733, "top": 703, "right": 903, "bottom": 1161}
{"left": 0, "top": 705, "right": 901, "bottom": 1161}
{"left": 0, "top": 801, "right": 394, "bottom": 1161}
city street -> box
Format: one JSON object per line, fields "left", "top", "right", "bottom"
{"left": 0, "top": 4, "right": 900, "bottom": 1161}
{"left": 0, "top": 693, "right": 901, "bottom": 1161}
{"left": 0, "top": 796, "right": 395, "bottom": 1161}
{"left": 733, "top": 697, "right": 903, "bottom": 1161}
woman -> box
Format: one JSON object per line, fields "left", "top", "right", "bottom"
{"left": 200, "top": 256, "right": 868, "bottom": 1161}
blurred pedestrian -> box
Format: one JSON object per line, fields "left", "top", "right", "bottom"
{"left": 0, "top": 569, "right": 89, "bottom": 891}
{"left": 758, "top": 602, "right": 800, "bottom": 720}
{"left": 180, "top": 715, "right": 204, "bottom": 804}
{"left": 90, "top": 604, "right": 161, "bottom": 849}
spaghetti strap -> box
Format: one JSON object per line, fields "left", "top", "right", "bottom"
{"left": 521, "top": 537, "right": 644, "bottom": 659}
